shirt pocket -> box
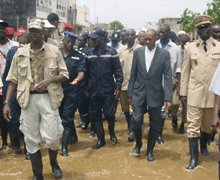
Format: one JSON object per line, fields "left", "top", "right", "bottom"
{"left": 48, "top": 64, "right": 58, "bottom": 76}
{"left": 18, "top": 64, "right": 28, "bottom": 77}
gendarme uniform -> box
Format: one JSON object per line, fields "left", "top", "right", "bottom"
{"left": 180, "top": 15, "right": 220, "bottom": 170}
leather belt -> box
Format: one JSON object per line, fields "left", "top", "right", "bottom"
{"left": 30, "top": 90, "right": 48, "bottom": 94}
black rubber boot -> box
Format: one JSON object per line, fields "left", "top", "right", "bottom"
{"left": 171, "top": 115, "right": 178, "bottom": 130}
{"left": 69, "top": 127, "right": 78, "bottom": 145}
{"left": 92, "top": 121, "right": 106, "bottom": 149}
{"left": 132, "top": 129, "right": 142, "bottom": 157}
{"left": 89, "top": 121, "right": 96, "bottom": 137}
{"left": 24, "top": 141, "right": 30, "bottom": 160}
{"left": 178, "top": 122, "right": 185, "bottom": 134}
{"left": 80, "top": 113, "right": 90, "bottom": 130}
{"left": 146, "top": 131, "right": 156, "bottom": 162}
{"left": 29, "top": 150, "right": 44, "bottom": 180}
{"left": 157, "top": 118, "right": 165, "bottom": 144}
{"left": 187, "top": 138, "right": 199, "bottom": 170}
{"left": 125, "top": 112, "right": 134, "bottom": 142}
{"left": 0, "top": 126, "right": 8, "bottom": 151}
{"left": 48, "top": 149, "right": 62, "bottom": 179}
{"left": 108, "top": 119, "right": 118, "bottom": 144}
{"left": 9, "top": 129, "right": 22, "bottom": 154}
{"left": 61, "top": 128, "right": 71, "bottom": 156}
{"left": 200, "top": 131, "right": 210, "bottom": 156}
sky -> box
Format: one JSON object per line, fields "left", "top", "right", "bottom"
{"left": 78, "top": 0, "right": 213, "bottom": 30}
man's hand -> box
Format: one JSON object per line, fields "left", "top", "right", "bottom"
{"left": 165, "top": 101, "right": 172, "bottom": 110}
{"left": 114, "top": 89, "right": 120, "bottom": 98}
{"left": 3, "top": 103, "right": 11, "bottom": 121}
{"left": 70, "top": 79, "right": 79, "bottom": 86}
{"left": 34, "top": 79, "right": 51, "bottom": 92}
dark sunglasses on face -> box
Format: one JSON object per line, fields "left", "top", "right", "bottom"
{"left": 29, "top": 28, "right": 41, "bottom": 33}
{"left": 197, "top": 25, "right": 210, "bottom": 30}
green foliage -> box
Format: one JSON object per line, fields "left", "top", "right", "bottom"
{"left": 180, "top": 8, "right": 199, "bottom": 33}
{"left": 110, "top": 21, "right": 124, "bottom": 31}
{"left": 206, "top": 0, "right": 220, "bottom": 24}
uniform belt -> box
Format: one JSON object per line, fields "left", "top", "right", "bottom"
{"left": 30, "top": 90, "right": 48, "bottom": 94}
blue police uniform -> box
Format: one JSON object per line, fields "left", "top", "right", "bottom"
{"left": 59, "top": 35, "right": 86, "bottom": 155}
{"left": 2, "top": 46, "right": 22, "bottom": 153}
{"left": 87, "top": 44, "right": 123, "bottom": 148}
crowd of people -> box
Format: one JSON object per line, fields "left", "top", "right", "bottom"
{"left": 0, "top": 12, "right": 220, "bottom": 179}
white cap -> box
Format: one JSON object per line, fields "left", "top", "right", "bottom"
{"left": 43, "top": 20, "right": 55, "bottom": 29}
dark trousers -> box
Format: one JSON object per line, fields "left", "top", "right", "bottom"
{"left": 77, "top": 91, "right": 90, "bottom": 116}
{"left": 133, "top": 103, "right": 163, "bottom": 138}
{"left": 59, "top": 90, "right": 80, "bottom": 129}
{"left": 90, "top": 95, "right": 115, "bottom": 122}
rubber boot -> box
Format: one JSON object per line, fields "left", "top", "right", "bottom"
{"left": 146, "top": 130, "right": 156, "bottom": 162}
{"left": 92, "top": 121, "right": 106, "bottom": 149}
{"left": 89, "top": 121, "right": 96, "bottom": 137}
{"left": 69, "top": 126, "right": 78, "bottom": 145}
{"left": 178, "top": 122, "right": 185, "bottom": 134}
{"left": 0, "top": 125, "right": 8, "bottom": 151}
{"left": 48, "top": 149, "right": 62, "bottom": 179}
{"left": 124, "top": 112, "right": 134, "bottom": 142}
{"left": 61, "top": 128, "right": 71, "bottom": 156}
{"left": 200, "top": 131, "right": 210, "bottom": 156}
{"left": 80, "top": 113, "right": 90, "bottom": 130}
{"left": 24, "top": 141, "right": 30, "bottom": 160}
{"left": 187, "top": 137, "right": 198, "bottom": 170}
{"left": 29, "top": 150, "right": 44, "bottom": 180}
{"left": 157, "top": 118, "right": 165, "bottom": 144}
{"left": 132, "top": 129, "right": 142, "bottom": 156}
{"left": 9, "top": 129, "right": 22, "bottom": 154}
{"left": 108, "top": 119, "right": 118, "bottom": 144}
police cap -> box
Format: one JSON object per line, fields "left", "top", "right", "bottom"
{"left": 63, "top": 31, "right": 78, "bottom": 42}
{"left": 193, "top": 15, "right": 214, "bottom": 27}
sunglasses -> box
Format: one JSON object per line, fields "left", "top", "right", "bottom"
{"left": 197, "top": 25, "right": 210, "bottom": 30}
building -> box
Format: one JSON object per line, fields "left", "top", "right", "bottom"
{"left": 0, "top": 0, "right": 90, "bottom": 32}
{"left": 158, "top": 18, "right": 181, "bottom": 34}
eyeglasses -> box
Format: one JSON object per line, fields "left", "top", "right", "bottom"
{"left": 29, "top": 28, "right": 41, "bottom": 33}
{"left": 197, "top": 25, "right": 210, "bottom": 30}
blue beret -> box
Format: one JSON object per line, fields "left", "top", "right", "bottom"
{"left": 63, "top": 31, "right": 78, "bottom": 42}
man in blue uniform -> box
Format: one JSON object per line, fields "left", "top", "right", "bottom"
{"left": 59, "top": 31, "right": 86, "bottom": 156}
{"left": 87, "top": 28, "right": 123, "bottom": 149}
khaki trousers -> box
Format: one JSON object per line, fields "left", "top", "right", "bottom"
{"left": 187, "top": 105, "right": 213, "bottom": 138}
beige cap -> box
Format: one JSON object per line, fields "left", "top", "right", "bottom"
{"left": 28, "top": 19, "right": 44, "bottom": 30}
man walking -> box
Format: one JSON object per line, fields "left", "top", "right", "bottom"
{"left": 128, "top": 29, "right": 172, "bottom": 161}
{"left": 3, "top": 19, "right": 69, "bottom": 179}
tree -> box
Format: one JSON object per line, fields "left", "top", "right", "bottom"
{"left": 180, "top": 8, "right": 199, "bottom": 33}
{"left": 110, "top": 21, "right": 124, "bottom": 31}
{"left": 206, "top": 0, "right": 220, "bottom": 24}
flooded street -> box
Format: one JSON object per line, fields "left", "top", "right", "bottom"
{"left": 0, "top": 109, "right": 218, "bottom": 180}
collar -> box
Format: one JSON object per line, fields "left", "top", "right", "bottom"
{"left": 196, "top": 37, "right": 216, "bottom": 47}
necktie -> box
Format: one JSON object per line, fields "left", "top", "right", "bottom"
{"left": 203, "top": 41, "right": 207, "bottom": 52}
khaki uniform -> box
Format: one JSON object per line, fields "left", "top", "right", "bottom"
{"left": 119, "top": 43, "right": 140, "bottom": 112}
{"left": 7, "top": 42, "right": 69, "bottom": 153}
{"left": 180, "top": 37, "right": 220, "bottom": 137}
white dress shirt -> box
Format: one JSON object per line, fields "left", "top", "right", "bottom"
{"left": 145, "top": 46, "right": 156, "bottom": 72}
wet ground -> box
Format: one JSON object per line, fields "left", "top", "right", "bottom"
{"left": 0, "top": 108, "right": 219, "bottom": 180}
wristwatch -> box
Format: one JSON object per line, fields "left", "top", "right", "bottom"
{"left": 3, "top": 101, "right": 10, "bottom": 105}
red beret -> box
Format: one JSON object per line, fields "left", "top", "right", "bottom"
{"left": 6, "top": 27, "right": 15, "bottom": 35}
{"left": 16, "top": 28, "right": 27, "bottom": 36}
{"left": 64, "top": 23, "right": 74, "bottom": 30}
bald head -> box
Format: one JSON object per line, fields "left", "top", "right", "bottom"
{"left": 212, "top": 24, "right": 220, "bottom": 41}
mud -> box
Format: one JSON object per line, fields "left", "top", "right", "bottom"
{"left": 0, "top": 109, "right": 218, "bottom": 180}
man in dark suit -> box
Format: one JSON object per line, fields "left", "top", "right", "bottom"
{"left": 127, "top": 29, "right": 172, "bottom": 161}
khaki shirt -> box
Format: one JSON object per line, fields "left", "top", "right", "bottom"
{"left": 119, "top": 43, "right": 141, "bottom": 91}
{"left": 7, "top": 43, "right": 69, "bottom": 109}
{"left": 180, "top": 37, "right": 220, "bottom": 108}
{"left": 51, "top": 29, "right": 63, "bottom": 48}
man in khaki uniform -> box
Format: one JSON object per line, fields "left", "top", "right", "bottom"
{"left": 119, "top": 28, "right": 141, "bottom": 142}
{"left": 3, "top": 19, "right": 69, "bottom": 179}
{"left": 180, "top": 15, "right": 220, "bottom": 170}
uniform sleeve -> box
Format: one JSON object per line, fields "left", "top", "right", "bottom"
{"left": 57, "top": 50, "right": 69, "bottom": 79}
{"left": 209, "top": 62, "right": 220, "bottom": 95}
{"left": 112, "top": 51, "right": 123, "bottom": 91}
{"left": 180, "top": 45, "right": 191, "bottom": 96}
{"left": 6, "top": 53, "right": 18, "bottom": 84}
{"left": 127, "top": 49, "right": 137, "bottom": 98}
{"left": 77, "top": 54, "right": 86, "bottom": 73}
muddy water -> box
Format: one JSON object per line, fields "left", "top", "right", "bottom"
{"left": 0, "top": 109, "right": 218, "bottom": 180}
